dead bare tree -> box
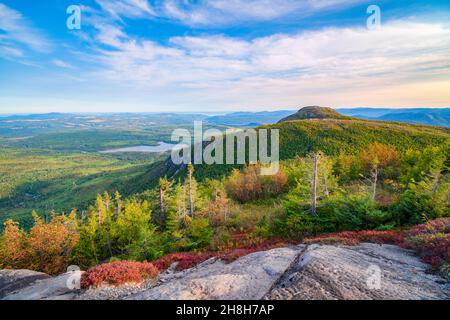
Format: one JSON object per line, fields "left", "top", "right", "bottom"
{"left": 371, "top": 164, "right": 378, "bottom": 201}
{"left": 178, "top": 182, "right": 188, "bottom": 228}
{"left": 322, "top": 172, "right": 329, "bottom": 197}
{"left": 431, "top": 172, "right": 442, "bottom": 195}
{"left": 311, "top": 153, "right": 319, "bottom": 215}
{"left": 158, "top": 177, "right": 173, "bottom": 224}
{"left": 114, "top": 191, "right": 122, "bottom": 219}
{"left": 187, "top": 163, "right": 194, "bottom": 218}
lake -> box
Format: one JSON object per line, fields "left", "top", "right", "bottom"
{"left": 99, "top": 142, "right": 180, "bottom": 154}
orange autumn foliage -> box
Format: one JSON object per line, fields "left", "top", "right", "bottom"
{"left": 0, "top": 211, "right": 79, "bottom": 275}
{"left": 0, "top": 219, "right": 28, "bottom": 269}
{"left": 359, "top": 143, "right": 399, "bottom": 169}
{"left": 226, "top": 165, "right": 288, "bottom": 203}
{"left": 204, "top": 190, "right": 230, "bottom": 228}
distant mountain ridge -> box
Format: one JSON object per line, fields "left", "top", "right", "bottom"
{"left": 205, "top": 107, "right": 450, "bottom": 127}
{"left": 2, "top": 108, "right": 449, "bottom": 127}
{"left": 0, "top": 113, "right": 67, "bottom": 120}
{"left": 206, "top": 110, "right": 294, "bottom": 126}
{"left": 338, "top": 108, "right": 450, "bottom": 127}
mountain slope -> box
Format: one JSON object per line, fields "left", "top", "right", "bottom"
{"left": 190, "top": 117, "right": 450, "bottom": 180}
{"left": 266, "top": 118, "right": 449, "bottom": 160}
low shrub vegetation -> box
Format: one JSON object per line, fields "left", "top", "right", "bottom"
{"left": 305, "top": 218, "right": 450, "bottom": 278}
{"left": 305, "top": 230, "right": 404, "bottom": 246}
{"left": 403, "top": 218, "right": 450, "bottom": 273}
{"left": 152, "top": 239, "right": 290, "bottom": 272}
{"left": 152, "top": 252, "right": 214, "bottom": 272}
{"left": 81, "top": 260, "right": 158, "bottom": 288}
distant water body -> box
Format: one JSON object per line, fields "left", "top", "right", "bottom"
{"left": 100, "top": 142, "right": 180, "bottom": 154}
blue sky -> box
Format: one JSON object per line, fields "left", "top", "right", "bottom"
{"left": 0, "top": 0, "right": 449, "bottom": 113}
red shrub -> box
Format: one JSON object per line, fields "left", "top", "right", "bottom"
{"left": 152, "top": 252, "right": 214, "bottom": 272}
{"left": 152, "top": 239, "right": 290, "bottom": 272}
{"left": 306, "top": 218, "right": 450, "bottom": 274}
{"left": 81, "top": 261, "right": 158, "bottom": 289}
{"left": 217, "top": 240, "right": 289, "bottom": 263}
{"left": 304, "top": 236, "right": 360, "bottom": 246}
{"left": 406, "top": 218, "right": 450, "bottom": 238}
{"left": 217, "top": 248, "right": 257, "bottom": 263}
{"left": 417, "top": 234, "right": 450, "bottom": 269}
{"left": 403, "top": 218, "right": 450, "bottom": 270}
{"left": 356, "top": 230, "right": 405, "bottom": 244}
{"left": 305, "top": 230, "right": 404, "bottom": 246}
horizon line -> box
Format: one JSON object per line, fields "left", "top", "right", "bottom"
{"left": 1, "top": 106, "right": 450, "bottom": 116}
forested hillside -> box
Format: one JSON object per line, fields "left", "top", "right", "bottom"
{"left": 192, "top": 116, "right": 449, "bottom": 181}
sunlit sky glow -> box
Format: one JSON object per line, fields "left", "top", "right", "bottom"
{"left": 0, "top": 0, "right": 450, "bottom": 113}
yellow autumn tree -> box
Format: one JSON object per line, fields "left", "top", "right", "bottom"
{"left": 0, "top": 219, "right": 28, "bottom": 270}
{"left": 0, "top": 211, "right": 79, "bottom": 275}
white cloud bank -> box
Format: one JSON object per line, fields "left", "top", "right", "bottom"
{"left": 81, "top": 20, "right": 450, "bottom": 109}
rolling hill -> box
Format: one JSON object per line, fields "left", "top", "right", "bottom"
{"left": 278, "top": 106, "right": 351, "bottom": 122}
{"left": 191, "top": 107, "right": 450, "bottom": 180}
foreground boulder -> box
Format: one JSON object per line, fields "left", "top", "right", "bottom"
{"left": 2, "top": 271, "right": 82, "bottom": 300}
{"left": 265, "top": 244, "right": 449, "bottom": 300}
{"left": 0, "top": 270, "right": 50, "bottom": 299}
{"left": 127, "top": 246, "right": 304, "bottom": 300}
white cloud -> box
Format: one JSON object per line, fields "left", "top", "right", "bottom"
{"left": 52, "top": 59, "right": 75, "bottom": 69}
{"left": 0, "top": 45, "right": 23, "bottom": 58}
{"left": 83, "top": 20, "right": 450, "bottom": 109}
{"left": 92, "top": 0, "right": 364, "bottom": 26}
{"left": 0, "top": 3, "right": 51, "bottom": 59}
{"left": 208, "top": 0, "right": 361, "bottom": 20}
{"left": 95, "top": 23, "right": 129, "bottom": 47}
{"left": 95, "top": 0, "right": 156, "bottom": 21}
{"left": 92, "top": 21, "right": 450, "bottom": 81}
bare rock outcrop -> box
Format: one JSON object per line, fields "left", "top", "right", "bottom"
{"left": 0, "top": 270, "right": 50, "bottom": 299}
{"left": 2, "top": 271, "right": 82, "bottom": 300}
{"left": 2, "top": 243, "right": 448, "bottom": 300}
{"left": 127, "top": 246, "right": 304, "bottom": 300}
{"left": 265, "top": 243, "right": 449, "bottom": 300}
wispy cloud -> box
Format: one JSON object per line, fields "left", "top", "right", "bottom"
{"left": 0, "top": 3, "right": 51, "bottom": 60}
{"left": 91, "top": 21, "right": 450, "bottom": 82}
{"left": 52, "top": 59, "right": 75, "bottom": 69}
{"left": 77, "top": 19, "right": 450, "bottom": 108}
{"left": 95, "top": 0, "right": 156, "bottom": 21}
{"left": 92, "top": 0, "right": 365, "bottom": 26}
{"left": 161, "top": 0, "right": 364, "bottom": 26}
